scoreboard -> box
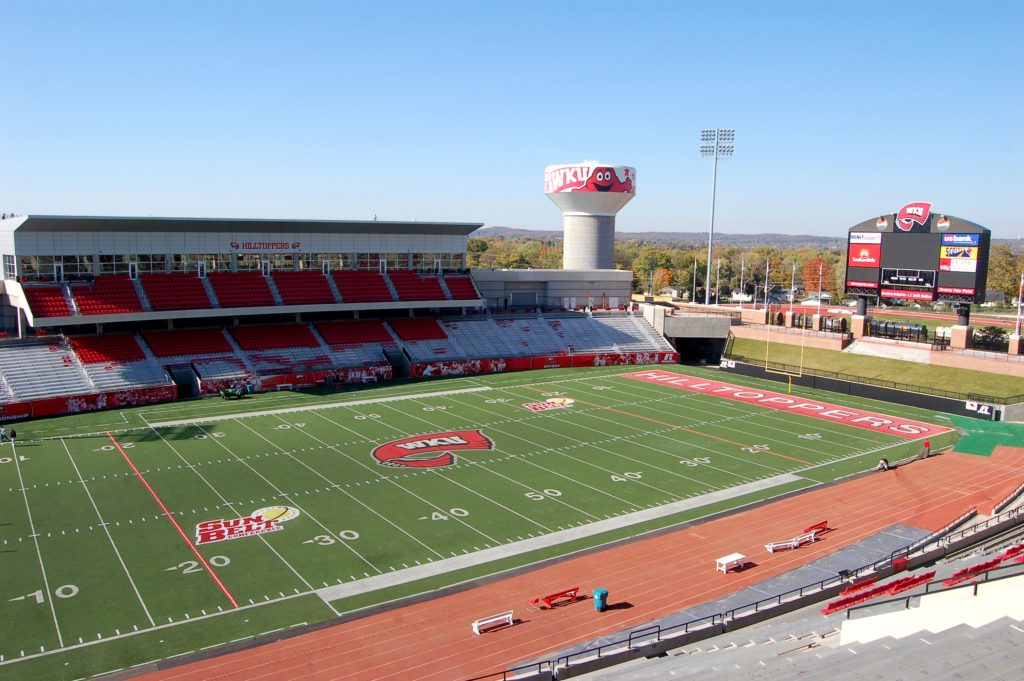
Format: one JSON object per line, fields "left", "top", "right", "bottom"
{"left": 844, "top": 202, "right": 990, "bottom": 304}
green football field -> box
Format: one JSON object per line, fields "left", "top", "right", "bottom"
{"left": 0, "top": 365, "right": 958, "bottom": 680}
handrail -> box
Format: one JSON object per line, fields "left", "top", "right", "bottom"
{"left": 722, "top": 353, "right": 1024, "bottom": 405}
{"left": 845, "top": 561, "right": 1024, "bottom": 620}
{"left": 465, "top": 503, "right": 1024, "bottom": 679}
{"left": 940, "top": 504, "right": 1024, "bottom": 547}
{"left": 462, "top": 661, "right": 554, "bottom": 681}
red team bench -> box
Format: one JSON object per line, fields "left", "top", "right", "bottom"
{"left": 530, "top": 586, "right": 580, "bottom": 609}
{"left": 804, "top": 520, "right": 828, "bottom": 535}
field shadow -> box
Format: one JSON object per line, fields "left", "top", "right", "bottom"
{"left": 605, "top": 602, "right": 634, "bottom": 611}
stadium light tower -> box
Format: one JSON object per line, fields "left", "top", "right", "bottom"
{"left": 701, "top": 129, "right": 734, "bottom": 305}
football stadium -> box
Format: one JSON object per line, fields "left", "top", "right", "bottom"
{"left": 1, "top": 174, "right": 1024, "bottom": 681}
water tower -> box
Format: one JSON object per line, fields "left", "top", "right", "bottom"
{"left": 545, "top": 162, "right": 636, "bottom": 270}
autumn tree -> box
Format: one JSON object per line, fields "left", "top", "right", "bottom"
{"left": 653, "top": 268, "right": 674, "bottom": 291}
{"left": 987, "top": 245, "right": 1024, "bottom": 302}
{"left": 802, "top": 257, "right": 833, "bottom": 296}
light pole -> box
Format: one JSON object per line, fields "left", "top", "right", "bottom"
{"left": 739, "top": 259, "right": 745, "bottom": 309}
{"left": 701, "top": 128, "right": 735, "bottom": 305}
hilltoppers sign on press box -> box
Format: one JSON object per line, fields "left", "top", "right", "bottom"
{"left": 844, "top": 202, "right": 990, "bottom": 304}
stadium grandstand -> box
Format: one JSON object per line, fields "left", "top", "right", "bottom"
{"left": 0, "top": 214, "right": 674, "bottom": 417}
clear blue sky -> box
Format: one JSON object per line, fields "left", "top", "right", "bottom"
{"left": 2, "top": 1, "right": 1021, "bottom": 238}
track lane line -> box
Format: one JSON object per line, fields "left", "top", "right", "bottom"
{"left": 105, "top": 432, "right": 239, "bottom": 609}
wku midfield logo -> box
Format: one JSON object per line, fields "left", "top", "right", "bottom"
{"left": 896, "top": 202, "right": 932, "bottom": 231}
{"left": 371, "top": 430, "right": 494, "bottom": 468}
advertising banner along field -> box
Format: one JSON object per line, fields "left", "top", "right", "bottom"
{"left": 622, "top": 370, "right": 951, "bottom": 438}
{"left": 411, "top": 352, "right": 677, "bottom": 378}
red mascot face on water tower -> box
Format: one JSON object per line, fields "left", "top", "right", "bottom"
{"left": 581, "top": 167, "right": 634, "bottom": 193}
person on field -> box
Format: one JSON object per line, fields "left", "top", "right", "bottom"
{"left": 9, "top": 429, "right": 15, "bottom": 444}
{"left": 0, "top": 425, "right": 6, "bottom": 443}
{"left": 919, "top": 438, "right": 931, "bottom": 460}
{"left": 875, "top": 457, "right": 889, "bottom": 472}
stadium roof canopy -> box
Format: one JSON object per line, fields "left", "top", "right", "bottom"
{"left": 0, "top": 215, "right": 483, "bottom": 236}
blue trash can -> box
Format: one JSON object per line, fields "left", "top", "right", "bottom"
{"left": 593, "top": 588, "right": 609, "bottom": 612}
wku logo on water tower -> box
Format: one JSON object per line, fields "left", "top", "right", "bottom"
{"left": 371, "top": 430, "right": 494, "bottom": 468}
{"left": 895, "top": 202, "right": 932, "bottom": 232}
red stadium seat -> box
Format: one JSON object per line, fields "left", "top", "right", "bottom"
{"left": 69, "top": 334, "right": 146, "bottom": 364}
{"left": 272, "top": 271, "right": 337, "bottom": 306}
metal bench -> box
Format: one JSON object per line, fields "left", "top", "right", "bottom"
{"left": 471, "top": 610, "right": 514, "bottom": 635}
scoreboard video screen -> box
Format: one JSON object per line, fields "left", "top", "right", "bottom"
{"left": 844, "top": 202, "right": 990, "bottom": 305}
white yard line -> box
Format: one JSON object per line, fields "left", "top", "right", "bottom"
{"left": 138, "top": 426, "right": 319, "bottom": 593}
{"left": 145, "top": 387, "right": 492, "bottom": 428}
{"left": 0, "top": 590, "right": 315, "bottom": 668}
{"left": 196, "top": 422, "right": 382, "bottom": 577}
{"left": 476, "top": 386, "right": 757, "bottom": 485}
{"left": 10, "top": 441, "right": 64, "bottom": 648}
{"left": 60, "top": 438, "right": 156, "bottom": 627}
{"left": 360, "top": 400, "right": 557, "bottom": 534}
{"left": 315, "top": 473, "right": 805, "bottom": 604}
{"left": 232, "top": 417, "right": 444, "bottom": 561}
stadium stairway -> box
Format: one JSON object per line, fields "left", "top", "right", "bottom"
{"left": 201, "top": 277, "right": 222, "bottom": 308}
{"left": 222, "top": 328, "right": 258, "bottom": 374}
{"left": 60, "top": 282, "right": 79, "bottom": 316}
{"left": 490, "top": 318, "right": 526, "bottom": 356}
{"left": 309, "top": 323, "right": 346, "bottom": 367}
{"left": 586, "top": 316, "right": 622, "bottom": 352}
{"left": 436, "top": 275, "right": 454, "bottom": 300}
{"left": 382, "top": 272, "right": 400, "bottom": 301}
{"left": 132, "top": 277, "right": 153, "bottom": 312}
{"left": 325, "top": 271, "right": 345, "bottom": 303}
{"left": 265, "top": 274, "right": 285, "bottom": 306}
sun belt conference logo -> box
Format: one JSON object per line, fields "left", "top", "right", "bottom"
{"left": 371, "top": 430, "right": 493, "bottom": 468}
{"left": 522, "top": 397, "right": 575, "bottom": 412}
{"left": 195, "top": 506, "right": 300, "bottom": 546}
{"left": 896, "top": 202, "right": 932, "bottom": 231}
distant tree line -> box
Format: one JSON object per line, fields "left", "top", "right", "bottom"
{"left": 467, "top": 236, "right": 1024, "bottom": 304}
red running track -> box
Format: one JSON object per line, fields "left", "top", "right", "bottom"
{"left": 139, "top": 447, "right": 1024, "bottom": 681}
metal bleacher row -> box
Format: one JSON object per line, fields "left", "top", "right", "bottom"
{"left": 0, "top": 313, "right": 670, "bottom": 404}
{"left": 21, "top": 270, "right": 485, "bottom": 318}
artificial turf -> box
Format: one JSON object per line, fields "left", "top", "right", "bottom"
{"left": 0, "top": 365, "right": 958, "bottom": 680}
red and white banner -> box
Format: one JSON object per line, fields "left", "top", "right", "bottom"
{"left": 937, "top": 286, "right": 975, "bottom": 295}
{"left": 545, "top": 165, "right": 636, "bottom": 193}
{"left": 847, "top": 280, "right": 879, "bottom": 289}
{"left": 621, "top": 370, "right": 951, "bottom": 438}
{"left": 29, "top": 386, "right": 178, "bottom": 418}
{"left": 199, "top": 365, "right": 393, "bottom": 395}
{"left": 411, "top": 352, "right": 677, "bottom": 378}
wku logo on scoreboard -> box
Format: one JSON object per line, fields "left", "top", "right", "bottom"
{"left": 371, "top": 430, "right": 494, "bottom": 468}
{"left": 896, "top": 202, "right": 932, "bottom": 231}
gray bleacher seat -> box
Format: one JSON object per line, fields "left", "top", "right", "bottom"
{"left": 82, "top": 359, "right": 174, "bottom": 391}
{"left": 442, "top": 321, "right": 515, "bottom": 359}
{"left": 493, "top": 318, "right": 567, "bottom": 355}
{"left": 0, "top": 339, "right": 95, "bottom": 400}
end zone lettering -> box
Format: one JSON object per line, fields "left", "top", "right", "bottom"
{"left": 621, "top": 371, "right": 951, "bottom": 438}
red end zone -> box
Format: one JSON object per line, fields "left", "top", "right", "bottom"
{"left": 621, "top": 371, "right": 951, "bottom": 439}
